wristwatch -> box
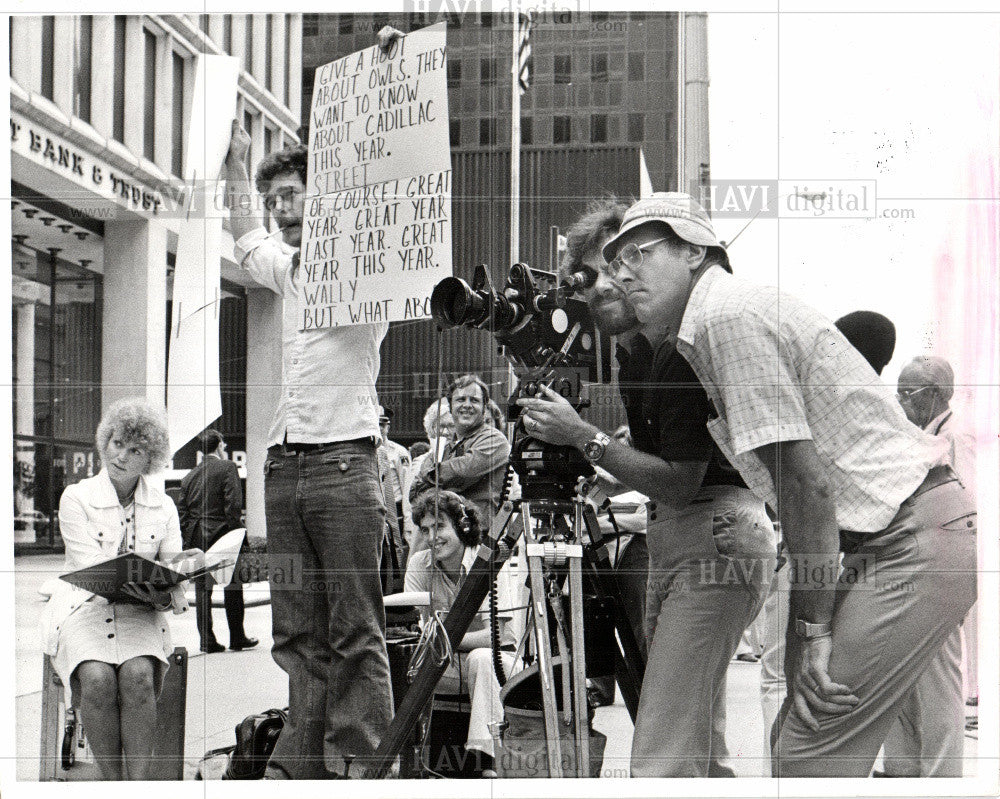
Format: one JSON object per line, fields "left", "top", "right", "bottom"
{"left": 795, "top": 618, "right": 832, "bottom": 639}
{"left": 582, "top": 432, "right": 612, "bottom": 463}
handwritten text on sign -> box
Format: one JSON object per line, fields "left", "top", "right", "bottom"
{"left": 299, "top": 22, "right": 451, "bottom": 330}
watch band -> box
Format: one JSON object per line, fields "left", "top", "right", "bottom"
{"left": 795, "top": 618, "right": 832, "bottom": 639}
{"left": 582, "top": 431, "right": 611, "bottom": 463}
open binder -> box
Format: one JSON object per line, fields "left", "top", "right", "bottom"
{"left": 60, "top": 529, "right": 246, "bottom": 603}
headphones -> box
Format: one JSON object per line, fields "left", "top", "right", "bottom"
{"left": 457, "top": 503, "right": 472, "bottom": 536}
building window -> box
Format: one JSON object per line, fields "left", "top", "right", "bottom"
{"left": 40, "top": 16, "right": 55, "bottom": 100}
{"left": 449, "top": 119, "right": 460, "bottom": 146}
{"left": 303, "top": 14, "right": 320, "bottom": 36}
{"left": 481, "top": 12, "right": 493, "bottom": 28}
{"left": 302, "top": 72, "right": 314, "bottom": 107}
{"left": 628, "top": 53, "right": 644, "bottom": 81}
{"left": 172, "top": 52, "right": 185, "bottom": 177}
{"left": 447, "top": 59, "right": 461, "bottom": 88}
{"left": 74, "top": 16, "right": 92, "bottom": 122}
{"left": 244, "top": 110, "right": 255, "bottom": 166}
{"left": 113, "top": 16, "right": 126, "bottom": 142}
{"left": 338, "top": 15, "right": 353, "bottom": 34}
{"left": 628, "top": 113, "right": 644, "bottom": 142}
{"left": 591, "top": 114, "right": 608, "bottom": 143}
{"left": 264, "top": 125, "right": 273, "bottom": 158}
{"left": 479, "top": 118, "right": 496, "bottom": 146}
{"left": 12, "top": 244, "right": 103, "bottom": 550}
{"left": 244, "top": 16, "right": 254, "bottom": 74}
{"left": 554, "top": 54, "right": 571, "bottom": 85}
{"left": 481, "top": 58, "right": 495, "bottom": 86}
{"left": 284, "top": 25, "right": 291, "bottom": 106}
{"left": 553, "top": 115, "right": 570, "bottom": 144}
{"left": 591, "top": 53, "right": 608, "bottom": 83}
{"left": 143, "top": 29, "right": 157, "bottom": 161}
{"left": 265, "top": 15, "right": 273, "bottom": 91}
{"left": 520, "top": 117, "right": 532, "bottom": 145}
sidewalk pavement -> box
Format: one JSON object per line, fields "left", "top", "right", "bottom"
{"left": 13, "top": 554, "right": 979, "bottom": 780}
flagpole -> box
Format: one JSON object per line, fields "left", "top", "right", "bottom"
{"left": 508, "top": 14, "right": 521, "bottom": 400}
{"left": 677, "top": 11, "right": 686, "bottom": 192}
{"left": 510, "top": 14, "right": 521, "bottom": 266}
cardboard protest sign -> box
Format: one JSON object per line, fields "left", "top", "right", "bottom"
{"left": 299, "top": 22, "right": 452, "bottom": 330}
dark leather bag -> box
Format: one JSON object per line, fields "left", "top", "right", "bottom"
{"left": 221, "top": 707, "right": 288, "bottom": 779}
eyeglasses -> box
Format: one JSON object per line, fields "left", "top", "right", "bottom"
{"left": 897, "top": 385, "right": 932, "bottom": 400}
{"left": 263, "top": 186, "right": 299, "bottom": 213}
{"left": 606, "top": 237, "right": 670, "bottom": 278}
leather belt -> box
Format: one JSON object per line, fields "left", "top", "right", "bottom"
{"left": 272, "top": 436, "right": 375, "bottom": 455}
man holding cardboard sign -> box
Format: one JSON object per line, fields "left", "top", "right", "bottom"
{"left": 221, "top": 29, "right": 404, "bottom": 779}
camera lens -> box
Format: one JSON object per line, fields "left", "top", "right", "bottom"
{"left": 430, "top": 277, "right": 488, "bottom": 328}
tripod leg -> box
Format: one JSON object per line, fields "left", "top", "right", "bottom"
{"left": 568, "top": 547, "right": 590, "bottom": 778}
{"left": 523, "top": 504, "right": 564, "bottom": 778}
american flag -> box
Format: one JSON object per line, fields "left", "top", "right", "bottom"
{"left": 516, "top": 12, "right": 532, "bottom": 95}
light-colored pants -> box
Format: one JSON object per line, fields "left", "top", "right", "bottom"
{"left": 436, "top": 648, "right": 515, "bottom": 758}
{"left": 760, "top": 559, "right": 791, "bottom": 774}
{"left": 773, "top": 472, "right": 977, "bottom": 777}
{"left": 882, "top": 626, "right": 965, "bottom": 776}
{"left": 631, "top": 485, "right": 776, "bottom": 777}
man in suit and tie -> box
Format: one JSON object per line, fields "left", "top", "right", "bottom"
{"left": 178, "top": 429, "right": 257, "bottom": 653}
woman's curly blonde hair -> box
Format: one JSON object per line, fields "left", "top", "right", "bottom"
{"left": 95, "top": 397, "right": 171, "bottom": 474}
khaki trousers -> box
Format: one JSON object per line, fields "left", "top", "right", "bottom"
{"left": 773, "top": 474, "right": 977, "bottom": 777}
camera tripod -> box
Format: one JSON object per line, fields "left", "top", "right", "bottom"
{"left": 367, "top": 475, "right": 646, "bottom": 779}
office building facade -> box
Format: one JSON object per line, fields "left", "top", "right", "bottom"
{"left": 10, "top": 14, "right": 302, "bottom": 549}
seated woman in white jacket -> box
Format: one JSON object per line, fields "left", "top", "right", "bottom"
{"left": 41, "top": 397, "right": 189, "bottom": 780}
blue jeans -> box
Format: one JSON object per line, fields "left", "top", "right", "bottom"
{"left": 263, "top": 440, "right": 392, "bottom": 778}
{"left": 631, "top": 485, "right": 776, "bottom": 777}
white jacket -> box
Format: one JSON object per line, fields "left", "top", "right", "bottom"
{"left": 40, "top": 469, "right": 186, "bottom": 658}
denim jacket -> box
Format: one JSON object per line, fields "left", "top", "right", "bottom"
{"left": 40, "top": 469, "right": 186, "bottom": 657}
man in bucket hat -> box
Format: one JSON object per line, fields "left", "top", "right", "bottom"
{"left": 598, "top": 192, "right": 976, "bottom": 777}
{"left": 522, "top": 194, "right": 775, "bottom": 776}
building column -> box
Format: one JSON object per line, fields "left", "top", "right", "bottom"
{"left": 90, "top": 16, "right": 115, "bottom": 138}
{"left": 230, "top": 14, "right": 247, "bottom": 71}
{"left": 52, "top": 16, "right": 76, "bottom": 113}
{"left": 249, "top": 107, "right": 265, "bottom": 164}
{"left": 287, "top": 14, "right": 303, "bottom": 123}
{"left": 270, "top": 14, "right": 286, "bottom": 105}
{"left": 101, "top": 219, "right": 169, "bottom": 411}
{"left": 14, "top": 302, "right": 37, "bottom": 544}
{"left": 244, "top": 288, "right": 282, "bottom": 541}
{"left": 154, "top": 30, "right": 174, "bottom": 175}
{"left": 681, "top": 12, "right": 710, "bottom": 197}
{"left": 123, "top": 16, "right": 145, "bottom": 156}
{"left": 10, "top": 17, "right": 43, "bottom": 93}
{"left": 208, "top": 14, "right": 226, "bottom": 48}
{"left": 251, "top": 14, "right": 267, "bottom": 86}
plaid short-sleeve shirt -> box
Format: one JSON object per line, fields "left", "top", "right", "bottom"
{"left": 676, "top": 267, "right": 947, "bottom": 533}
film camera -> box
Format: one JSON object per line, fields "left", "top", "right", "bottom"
{"left": 369, "top": 266, "right": 643, "bottom": 778}
{"left": 430, "top": 263, "right": 612, "bottom": 500}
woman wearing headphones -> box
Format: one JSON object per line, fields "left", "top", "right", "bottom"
{"left": 404, "top": 490, "right": 518, "bottom": 776}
